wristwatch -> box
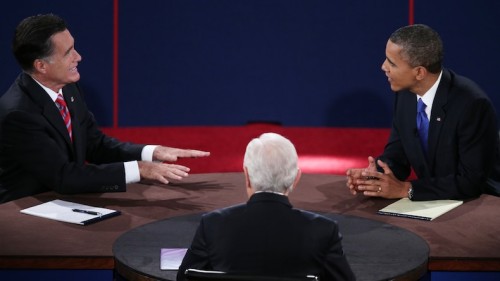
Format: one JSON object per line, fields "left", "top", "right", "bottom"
{"left": 407, "top": 184, "right": 414, "bottom": 200}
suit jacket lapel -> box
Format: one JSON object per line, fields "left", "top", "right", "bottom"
{"left": 398, "top": 90, "right": 430, "bottom": 177}
{"left": 62, "top": 85, "right": 83, "bottom": 162}
{"left": 401, "top": 91, "right": 427, "bottom": 160}
{"left": 427, "top": 69, "right": 450, "bottom": 168}
{"left": 20, "top": 73, "right": 74, "bottom": 149}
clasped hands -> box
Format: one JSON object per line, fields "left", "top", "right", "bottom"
{"left": 138, "top": 146, "right": 210, "bottom": 184}
{"left": 346, "top": 156, "right": 409, "bottom": 199}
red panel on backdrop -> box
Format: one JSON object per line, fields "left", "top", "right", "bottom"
{"left": 102, "top": 125, "right": 391, "bottom": 175}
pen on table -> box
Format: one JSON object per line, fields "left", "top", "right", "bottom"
{"left": 72, "top": 209, "right": 100, "bottom": 216}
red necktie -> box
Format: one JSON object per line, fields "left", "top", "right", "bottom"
{"left": 55, "top": 94, "right": 73, "bottom": 141}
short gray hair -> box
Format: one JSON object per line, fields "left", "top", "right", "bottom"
{"left": 243, "top": 133, "right": 299, "bottom": 194}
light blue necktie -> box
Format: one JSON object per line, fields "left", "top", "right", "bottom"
{"left": 417, "top": 98, "right": 429, "bottom": 153}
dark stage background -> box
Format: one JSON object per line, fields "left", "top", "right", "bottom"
{"left": 1, "top": 0, "right": 499, "bottom": 128}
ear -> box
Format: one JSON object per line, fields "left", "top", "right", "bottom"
{"left": 244, "top": 167, "right": 254, "bottom": 198}
{"left": 33, "top": 59, "right": 48, "bottom": 74}
{"left": 414, "top": 66, "right": 428, "bottom": 81}
{"left": 285, "top": 168, "right": 302, "bottom": 195}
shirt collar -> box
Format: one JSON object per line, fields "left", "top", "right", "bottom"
{"left": 254, "top": 190, "right": 286, "bottom": 196}
{"left": 418, "top": 70, "right": 443, "bottom": 118}
{"left": 31, "top": 76, "right": 63, "bottom": 102}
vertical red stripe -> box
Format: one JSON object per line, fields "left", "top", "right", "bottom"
{"left": 113, "top": 0, "right": 119, "bottom": 128}
{"left": 409, "top": 0, "right": 415, "bottom": 25}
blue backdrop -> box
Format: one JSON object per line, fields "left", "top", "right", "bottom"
{"left": 1, "top": 0, "right": 499, "bottom": 128}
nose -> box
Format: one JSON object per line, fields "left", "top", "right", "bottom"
{"left": 73, "top": 49, "right": 82, "bottom": 62}
{"left": 381, "top": 59, "right": 388, "bottom": 72}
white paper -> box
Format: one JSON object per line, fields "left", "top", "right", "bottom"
{"left": 20, "top": 199, "right": 119, "bottom": 225}
{"left": 160, "top": 248, "right": 188, "bottom": 270}
{"left": 378, "top": 198, "right": 463, "bottom": 221}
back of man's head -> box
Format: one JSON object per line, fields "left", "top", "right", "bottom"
{"left": 12, "top": 13, "right": 67, "bottom": 72}
{"left": 243, "top": 133, "right": 299, "bottom": 194}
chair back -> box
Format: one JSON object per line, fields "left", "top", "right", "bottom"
{"left": 185, "top": 269, "right": 319, "bottom": 281}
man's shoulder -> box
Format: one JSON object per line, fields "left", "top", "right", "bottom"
{"left": 444, "top": 68, "right": 487, "bottom": 98}
{"left": 0, "top": 74, "right": 40, "bottom": 117}
{"left": 294, "top": 209, "right": 339, "bottom": 225}
{"left": 202, "top": 203, "right": 246, "bottom": 220}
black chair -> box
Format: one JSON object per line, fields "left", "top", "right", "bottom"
{"left": 184, "top": 269, "right": 319, "bottom": 281}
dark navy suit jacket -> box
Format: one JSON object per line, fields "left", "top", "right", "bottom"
{"left": 0, "top": 73, "right": 144, "bottom": 203}
{"left": 177, "top": 192, "right": 355, "bottom": 281}
{"left": 379, "top": 68, "right": 500, "bottom": 200}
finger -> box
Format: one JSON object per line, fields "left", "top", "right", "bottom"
{"left": 368, "top": 156, "right": 375, "bottom": 164}
{"left": 166, "top": 168, "right": 190, "bottom": 179}
{"left": 167, "top": 164, "right": 190, "bottom": 172}
{"left": 363, "top": 190, "right": 381, "bottom": 197}
{"left": 346, "top": 178, "right": 351, "bottom": 188}
{"left": 357, "top": 178, "right": 379, "bottom": 186}
{"left": 190, "top": 150, "right": 210, "bottom": 157}
{"left": 155, "top": 174, "right": 170, "bottom": 185}
{"left": 376, "top": 159, "right": 392, "bottom": 175}
{"left": 367, "top": 156, "right": 377, "bottom": 170}
{"left": 359, "top": 184, "right": 382, "bottom": 195}
{"left": 178, "top": 150, "right": 210, "bottom": 158}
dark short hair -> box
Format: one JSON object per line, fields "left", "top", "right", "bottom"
{"left": 389, "top": 24, "right": 443, "bottom": 74}
{"left": 12, "top": 14, "right": 67, "bottom": 72}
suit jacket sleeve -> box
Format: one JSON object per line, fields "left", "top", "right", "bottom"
{"left": 376, "top": 95, "right": 412, "bottom": 181}
{"left": 177, "top": 218, "right": 211, "bottom": 281}
{"left": 322, "top": 223, "right": 356, "bottom": 281}
{"left": 0, "top": 77, "right": 144, "bottom": 196}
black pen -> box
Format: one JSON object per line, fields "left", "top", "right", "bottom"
{"left": 72, "top": 208, "right": 100, "bottom": 216}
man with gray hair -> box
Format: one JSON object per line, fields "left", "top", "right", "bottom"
{"left": 178, "top": 133, "right": 355, "bottom": 281}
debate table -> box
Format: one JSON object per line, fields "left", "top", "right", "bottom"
{"left": 113, "top": 212, "right": 428, "bottom": 281}
{"left": 1, "top": 173, "right": 499, "bottom": 279}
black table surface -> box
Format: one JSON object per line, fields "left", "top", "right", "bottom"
{"left": 113, "top": 212, "right": 428, "bottom": 281}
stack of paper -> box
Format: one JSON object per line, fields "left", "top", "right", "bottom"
{"left": 161, "top": 248, "right": 188, "bottom": 270}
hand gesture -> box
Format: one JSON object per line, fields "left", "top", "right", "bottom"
{"left": 138, "top": 161, "right": 191, "bottom": 184}
{"left": 355, "top": 159, "right": 409, "bottom": 199}
{"left": 153, "top": 146, "right": 210, "bottom": 162}
{"left": 346, "top": 156, "right": 377, "bottom": 195}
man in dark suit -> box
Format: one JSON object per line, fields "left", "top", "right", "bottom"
{"left": 177, "top": 133, "right": 355, "bottom": 281}
{"left": 346, "top": 24, "right": 500, "bottom": 200}
{"left": 0, "top": 14, "right": 209, "bottom": 203}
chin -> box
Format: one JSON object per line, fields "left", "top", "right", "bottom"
{"left": 389, "top": 84, "right": 402, "bottom": 92}
{"left": 69, "top": 74, "right": 81, "bottom": 83}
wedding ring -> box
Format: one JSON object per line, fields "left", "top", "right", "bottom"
{"left": 377, "top": 187, "right": 382, "bottom": 192}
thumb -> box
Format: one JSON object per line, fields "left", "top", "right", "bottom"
{"left": 367, "top": 156, "right": 377, "bottom": 170}
{"left": 377, "top": 159, "right": 392, "bottom": 175}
